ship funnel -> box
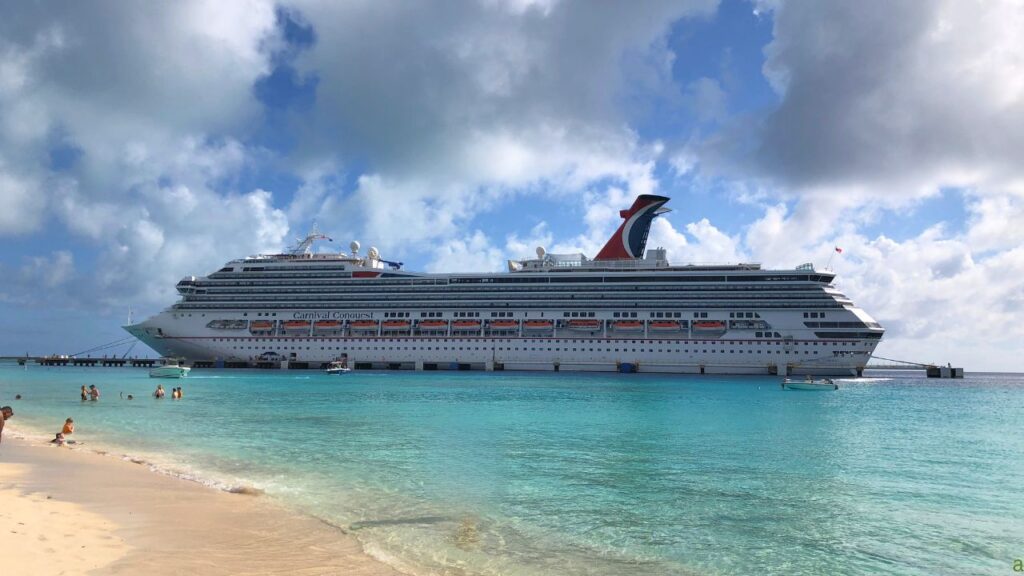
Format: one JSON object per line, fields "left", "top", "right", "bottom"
{"left": 594, "top": 195, "right": 670, "bottom": 260}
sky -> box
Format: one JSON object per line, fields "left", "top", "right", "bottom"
{"left": 1, "top": 0, "right": 1022, "bottom": 370}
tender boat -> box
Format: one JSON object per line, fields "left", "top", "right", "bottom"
{"left": 782, "top": 377, "right": 838, "bottom": 391}
{"left": 325, "top": 360, "right": 351, "bottom": 375}
{"left": 149, "top": 357, "right": 191, "bottom": 378}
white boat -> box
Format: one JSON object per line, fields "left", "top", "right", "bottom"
{"left": 149, "top": 358, "right": 190, "bottom": 378}
{"left": 782, "top": 378, "right": 837, "bottom": 391}
{"left": 325, "top": 360, "right": 351, "bottom": 375}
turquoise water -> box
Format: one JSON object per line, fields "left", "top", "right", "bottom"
{"left": 1, "top": 365, "right": 1022, "bottom": 575}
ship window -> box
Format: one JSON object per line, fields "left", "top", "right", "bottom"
{"left": 729, "top": 313, "right": 734, "bottom": 318}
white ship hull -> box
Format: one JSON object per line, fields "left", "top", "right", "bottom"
{"left": 127, "top": 309, "right": 877, "bottom": 376}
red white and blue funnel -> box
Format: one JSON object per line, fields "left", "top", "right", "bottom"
{"left": 594, "top": 194, "right": 671, "bottom": 261}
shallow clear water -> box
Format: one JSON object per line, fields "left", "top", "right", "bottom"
{"left": 1, "top": 365, "right": 1022, "bottom": 575}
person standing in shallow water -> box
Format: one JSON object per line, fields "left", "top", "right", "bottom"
{"left": 0, "top": 406, "right": 13, "bottom": 445}
{"left": 88, "top": 385, "right": 100, "bottom": 401}
{"left": 80, "top": 385, "right": 88, "bottom": 401}
{"left": 154, "top": 384, "right": 165, "bottom": 399}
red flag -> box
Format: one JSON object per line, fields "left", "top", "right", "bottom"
{"left": 835, "top": 246, "right": 843, "bottom": 253}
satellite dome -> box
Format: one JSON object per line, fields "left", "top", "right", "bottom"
{"left": 368, "top": 246, "right": 380, "bottom": 260}
{"left": 536, "top": 246, "right": 547, "bottom": 258}
{"left": 349, "top": 240, "right": 361, "bottom": 254}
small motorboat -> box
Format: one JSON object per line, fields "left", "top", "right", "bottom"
{"left": 782, "top": 377, "right": 838, "bottom": 391}
{"left": 149, "top": 358, "right": 190, "bottom": 378}
{"left": 325, "top": 360, "right": 351, "bottom": 375}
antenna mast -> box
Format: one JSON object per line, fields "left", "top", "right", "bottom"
{"left": 288, "top": 223, "right": 334, "bottom": 256}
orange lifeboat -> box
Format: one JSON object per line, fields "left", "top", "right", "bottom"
{"left": 314, "top": 320, "right": 342, "bottom": 331}
{"left": 283, "top": 320, "right": 311, "bottom": 331}
{"left": 418, "top": 320, "right": 448, "bottom": 330}
{"left": 693, "top": 320, "right": 726, "bottom": 330}
{"left": 523, "top": 320, "right": 554, "bottom": 330}
{"left": 452, "top": 320, "right": 481, "bottom": 330}
{"left": 490, "top": 320, "right": 519, "bottom": 329}
{"left": 350, "top": 320, "right": 379, "bottom": 330}
{"left": 611, "top": 320, "right": 644, "bottom": 331}
{"left": 382, "top": 320, "right": 411, "bottom": 330}
{"left": 649, "top": 320, "right": 681, "bottom": 331}
{"left": 567, "top": 319, "right": 602, "bottom": 330}
{"left": 249, "top": 320, "right": 275, "bottom": 333}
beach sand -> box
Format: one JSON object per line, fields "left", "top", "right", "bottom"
{"left": 0, "top": 432, "right": 404, "bottom": 576}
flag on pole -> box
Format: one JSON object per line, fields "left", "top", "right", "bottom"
{"left": 835, "top": 246, "right": 843, "bottom": 253}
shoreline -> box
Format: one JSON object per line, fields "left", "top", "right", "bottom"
{"left": 0, "top": 428, "right": 405, "bottom": 576}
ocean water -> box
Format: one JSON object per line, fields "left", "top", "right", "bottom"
{"left": 1, "top": 365, "right": 1022, "bottom": 575}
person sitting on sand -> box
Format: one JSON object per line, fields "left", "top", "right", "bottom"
{"left": 0, "top": 406, "right": 13, "bottom": 445}
{"left": 51, "top": 432, "right": 65, "bottom": 446}
{"left": 81, "top": 385, "right": 88, "bottom": 401}
{"left": 62, "top": 418, "right": 74, "bottom": 435}
{"left": 154, "top": 384, "right": 165, "bottom": 399}
{"left": 88, "top": 384, "right": 100, "bottom": 401}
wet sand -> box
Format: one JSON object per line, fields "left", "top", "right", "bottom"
{"left": 0, "top": 432, "right": 404, "bottom": 576}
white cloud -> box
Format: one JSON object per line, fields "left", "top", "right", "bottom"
{"left": 282, "top": 0, "right": 713, "bottom": 254}
{"left": 19, "top": 250, "right": 74, "bottom": 289}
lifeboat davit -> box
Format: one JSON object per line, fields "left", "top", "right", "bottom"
{"left": 611, "top": 320, "right": 644, "bottom": 331}
{"left": 567, "top": 319, "right": 602, "bottom": 331}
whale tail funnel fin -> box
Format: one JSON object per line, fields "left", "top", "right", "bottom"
{"left": 594, "top": 195, "right": 671, "bottom": 261}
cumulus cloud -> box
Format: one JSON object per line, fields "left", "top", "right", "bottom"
{"left": 703, "top": 0, "right": 1024, "bottom": 198}
{"left": 0, "top": 0, "right": 289, "bottom": 313}
{"left": 284, "top": 0, "right": 713, "bottom": 253}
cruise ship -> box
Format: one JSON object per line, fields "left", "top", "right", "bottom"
{"left": 125, "top": 195, "right": 883, "bottom": 376}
